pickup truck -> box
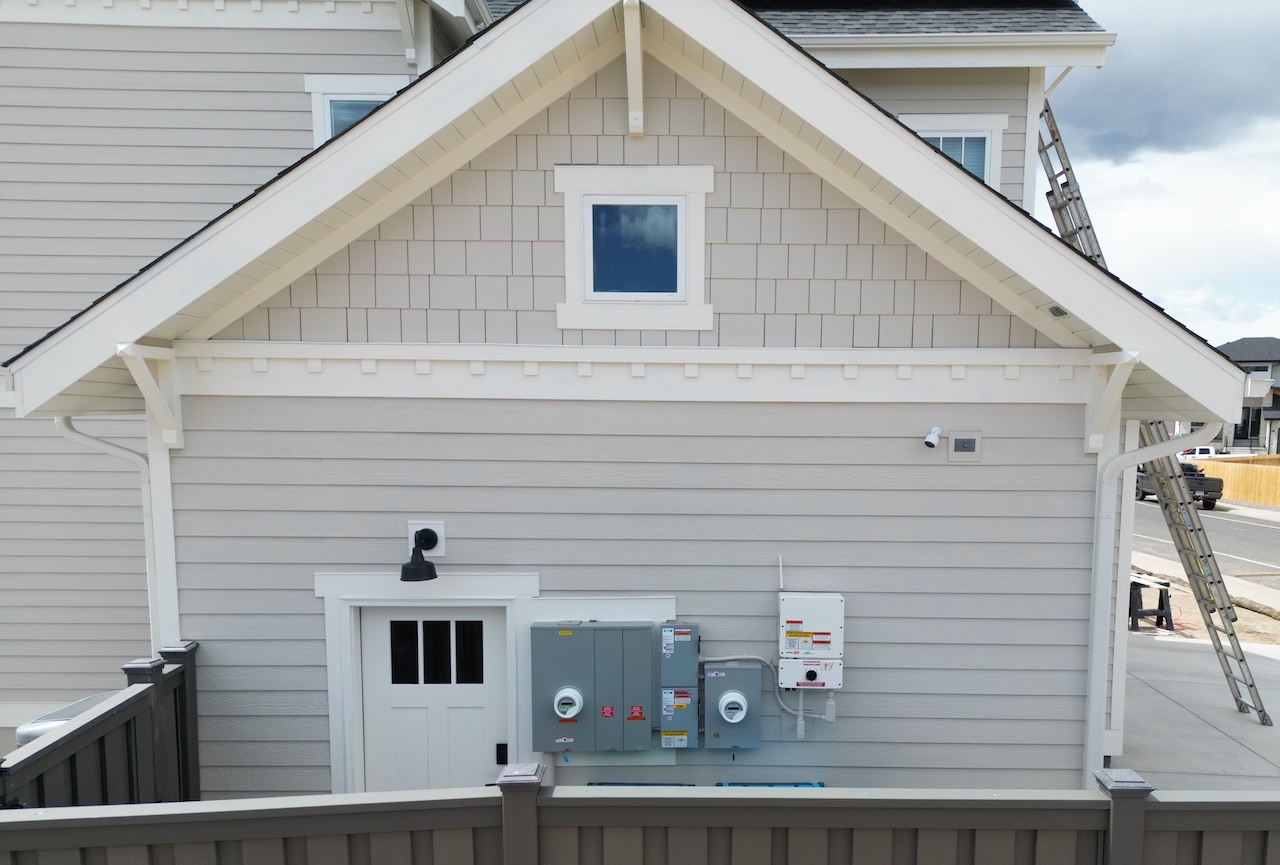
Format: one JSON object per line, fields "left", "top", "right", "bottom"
{"left": 1135, "top": 462, "right": 1224, "bottom": 509}
{"left": 1177, "top": 445, "right": 1233, "bottom": 461}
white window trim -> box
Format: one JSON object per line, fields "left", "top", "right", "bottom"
{"left": 898, "top": 113, "right": 1009, "bottom": 187}
{"left": 555, "top": 164, "right": 714, "bottom": 331}
{"left": 303, "top": 74, "right": 411, "bottom": 148}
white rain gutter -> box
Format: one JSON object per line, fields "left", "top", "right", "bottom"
{"left": 1081, "top": 419, "right": 1223, "bottom": 787}
{"left": 53, "top": 417, "right": 167, "bottom": 654}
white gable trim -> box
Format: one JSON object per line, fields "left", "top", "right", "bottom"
{"left": 640, "top": 0, "right": 1243, "bottom": 422}
{"left": 8, "top": 0, "right": 622, "bottom": 415}
{"left": 7, "top": 0, "right": 1241, "bottom": 426}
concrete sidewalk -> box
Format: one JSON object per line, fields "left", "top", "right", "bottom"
{"left": 1116, "top": 500, "right": 1280, "bottom": 789}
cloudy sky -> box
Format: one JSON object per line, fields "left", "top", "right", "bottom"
{"left": 1040, "top": 0, "right": 1280, "bottom": 349}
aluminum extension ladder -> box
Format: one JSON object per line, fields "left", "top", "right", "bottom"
{"left": 1038, "top": 100, "right": 1108, "bottom": 269}
{"left": 1138, "top": 420, "right": 1272, "bottom": 725}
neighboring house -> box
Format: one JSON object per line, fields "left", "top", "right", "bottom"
{"left": 1217, "top": 337, "right": 1280, "bottom": 454}
{"left": 0, "top": 0, "right": 492, "bottom": 751}
{"left": 0, "top": 0, "right": 1246, "bottom": 796}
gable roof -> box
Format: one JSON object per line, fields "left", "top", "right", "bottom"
{"left": 487, "top": 0, "right": 1105, "bottom": 35}
{"left": 746, "top": 1, "right": 1103, "bottom": 36}
{"left": 1218, "top": 337, "right": 1280, "bottom": 365}
{"left": 4, "top": 0, "right": 1242, "bottom": 422}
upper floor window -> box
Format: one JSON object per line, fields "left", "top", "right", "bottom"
{"left": 303, "top": 74, "right": 411, "bottom": 148}
{"left": 555, "top": 165, "right": 714, "bottom": 331}
{"left": 899, "top": 113, "right": 1009, "bottom": 186}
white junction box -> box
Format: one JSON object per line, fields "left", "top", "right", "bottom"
{"left": 778, "top": 592, "right": 844, "bottom": 690}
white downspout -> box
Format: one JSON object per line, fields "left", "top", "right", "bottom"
{"left": 53, "top": 417, "right": 163, "bottom": 653}
{"left": 1082, "top": 420, "right": 1223, "bottom": 786}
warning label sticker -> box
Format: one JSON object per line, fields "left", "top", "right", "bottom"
{"left": 627, "top": 705, "right": 645, "bottom": 721}
{"left": 674, "top": 628, "right": 692, "bottom": 641}
{"left": 784, "top": 630, "right": 814, "bottom": 652}
{"left": 554, "top": 736, "right": 574, "bottom": 744}
{"left": 661, "top": 689, "right": 691, "bottom": 714}
{"left": 661, "top": 731, "right": 688, "bottom": 748}
{"left": 601, "top": 706, "right": 614, "bottom": 719}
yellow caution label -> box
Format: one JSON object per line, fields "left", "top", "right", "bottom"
{"left": 558, "top": 630, "right": 573, "bottom": 636}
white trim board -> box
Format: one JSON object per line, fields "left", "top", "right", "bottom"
{"left": 173, "top": 344, "right": 1097, "bottom": 406}
{"left": 798, "top": 33, "right": 1114, "bottom": 70}
{"left": 314, "top": 571, "right": 540, "bottom": 794}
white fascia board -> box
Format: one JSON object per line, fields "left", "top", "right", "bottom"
{"left": 796, "top": 32, "right": 1115, "bottom": 70}
{"left": 175, "top": 342, "right": 1094, "bottom": 406}
{"left": 645, "top": 0, "right": 1238, "bottom": 422}
{"left": 7, "top": 0, "right": 615, "bottom": 416}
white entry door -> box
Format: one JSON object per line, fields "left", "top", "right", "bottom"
{"left": 361, "top": 606, "right": 507, "bottom": 791}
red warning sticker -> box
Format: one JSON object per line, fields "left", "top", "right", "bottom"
{"left": 627, "top": 705, "right": 645, "bottom": 721}
{"left": 601, "top": 706, "right": 614, "bottom": 719}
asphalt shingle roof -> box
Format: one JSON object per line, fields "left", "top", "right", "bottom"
{"left": 1217, "top": 337, "right": 1280, "bottom": 364}
{"left": 484, "top": 1, "right": 1103, "bottom": 35}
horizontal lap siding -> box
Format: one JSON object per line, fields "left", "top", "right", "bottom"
{"left": 174, "top": 395, "right": 1093, "bottom": 794}
{"left": 0, "top": 19, "right": 401, "bottom": 723}
{"left": 0, "top": 415, "right": 150, "bottom": 703}
{"left": 0, "top": 21, "right": 404, "bottom": 357}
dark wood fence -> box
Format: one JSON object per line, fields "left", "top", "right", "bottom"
{"left": 0, "top": 642, "right": 199, "bottom": 808}
{"left": 4, "top": 768, "right": 1262, "bottom": 865}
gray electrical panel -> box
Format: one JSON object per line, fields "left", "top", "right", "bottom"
{"left": 658, "top": 622, "right": 699, "bottom": 749}
{"left": 530, "top": 621, "right": 653, "bottom": 752}
{"left": 704, "top": 661, "right": 761, "bottom": 749}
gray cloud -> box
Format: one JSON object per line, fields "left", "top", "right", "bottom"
{"left": 1049, "top": 0, "right": 1280, "bottom": 162}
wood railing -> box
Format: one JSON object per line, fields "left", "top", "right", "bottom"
{"left": 6, "top": 768, "right": 1273, "bottom": 865}
{"left": 0, "top": 642, "right": 199, "bottom": 808}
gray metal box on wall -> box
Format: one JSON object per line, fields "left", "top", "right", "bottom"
{"left": 658, "top": 621, "right": 699, "bottom": 749}
{"left": 660, "top": 685, "right": 698, "bottom": 749}
{"left": 704, "top": 662, "right": 761, "bottom": 749}
{"left": 531, "top": 621, "right": 653, "bottom": 753}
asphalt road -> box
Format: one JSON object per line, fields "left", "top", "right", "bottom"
{"left": 1133, "top": 499, "right": 1280, "bottom": 591}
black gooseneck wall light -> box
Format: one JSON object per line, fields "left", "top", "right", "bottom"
{"left": 401, "top": 528, "right": 440, "bottom": 581}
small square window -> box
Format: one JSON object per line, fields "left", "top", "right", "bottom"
{"left": 555, "top": 165, "right": 714, "bottom": 331}
{"left": 586, "top": 198, "right": 683, "bottom": 300}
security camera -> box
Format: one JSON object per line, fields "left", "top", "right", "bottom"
{"left": 924, "top": 427, "right": 942, "bottom": 448}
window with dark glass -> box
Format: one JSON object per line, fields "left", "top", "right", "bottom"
{"left": 329, "top": 99, "right": 382, "bottom": 138}
{"left": 389, "top": 618, "right": 484, "bottom": 685}
{"left": 590, "top": 203, "right": 679, "bottom": 294}
{"left": 921, "top": 135, "right": 987, "bottom": 181}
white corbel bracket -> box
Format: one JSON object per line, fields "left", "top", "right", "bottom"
{"left": 623, "top": 0, "right": 644, "bottom": 135}
{"left": 1085, "top": 350, "right": 1138, "bottom": 453}
{"left": 118, "top": 344, "right": 184, "bottom": 449}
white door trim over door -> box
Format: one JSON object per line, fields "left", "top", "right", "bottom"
{"left": 315, "top": 572, "right": 539, "bottom": 794}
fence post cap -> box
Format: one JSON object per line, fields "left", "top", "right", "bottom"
{"left": 496, "top": 763, "right": 546, "bottom": 790}
{"left": 1094, "top": 768, "right": 1154, "bottom": 798}
{"left": 121, "top": 657, "right": 166, "bottom": 673}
